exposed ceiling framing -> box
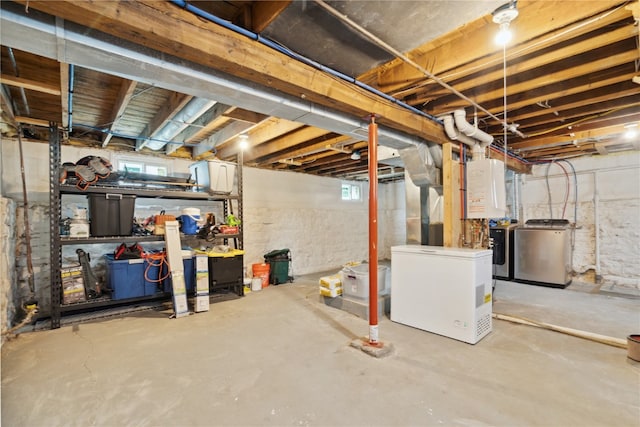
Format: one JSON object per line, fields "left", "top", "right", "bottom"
{"left": 1, "top": 0, "right": 638, "bottom": 180}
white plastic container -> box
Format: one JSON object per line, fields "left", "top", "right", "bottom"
{"left": 190, "top": 160, "right": 236, "bottom": 194}
{"left": 251, "top": 278, "right": 262, "bottom": 291}
{"left": 341, "top": 264, "right": 390, "bottom": 300}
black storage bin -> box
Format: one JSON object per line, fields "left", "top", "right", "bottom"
{"left": 208, "top": 254, "right": 243, "bottom": 289}
{"left": 87, "top": 193, "right": 136, "bottom": 236}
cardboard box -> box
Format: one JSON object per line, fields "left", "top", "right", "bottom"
{"left": 319, "top": 285, "right": 342, "bottom": 298}
{"left": 319, "top": 275, "right": 341, "bottom": 289}
{"left": 61, "top": 266, "right": 86, "bottom": 304}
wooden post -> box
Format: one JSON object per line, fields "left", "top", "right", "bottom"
{"left": 443, "top": 142, "right": 462, "bottom": 248}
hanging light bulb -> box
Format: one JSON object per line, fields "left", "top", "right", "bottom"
{"left": 238, "top": 133, "right": 249, "bottom": 150}
{"left": 350, "top": 150, "right": 361, "bottom": 160}
{"left": 492, "top": 2, "right": 519, "bottom": 46}
{"left": 623, "top": 123, "right": 638, "bottom": 140}
{"left": 495, "top": 23, "right": 512, "bottom": 45}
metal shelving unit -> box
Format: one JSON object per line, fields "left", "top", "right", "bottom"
{"left": 49, "top": 126, "right": 244, "bottom": 329}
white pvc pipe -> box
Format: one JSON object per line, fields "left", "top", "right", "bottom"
{"left": 442, "top": 115, "right": 476, "bottom": 147}
{"left": 453, "top": 109, "right": 494, "bottom": 147}
{"left": 442, "top": 114, "right": 485, "bottom": 160}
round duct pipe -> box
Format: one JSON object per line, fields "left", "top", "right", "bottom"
{"left": 144, "top": 98, "right": 216, "bottom": 150}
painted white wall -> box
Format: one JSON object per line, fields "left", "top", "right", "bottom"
{"left": 241, "top": 166, "right": 403, "bottom": 276}
{"left": 520, "top": 153, "right": 640, "bottom": 288}
{"left": 0, "top": 138, "right": 403, "bottom": 317}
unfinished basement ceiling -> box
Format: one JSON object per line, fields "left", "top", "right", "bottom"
{"left": 1, "top": 1, "right": 638, "bottom": 180}
{"left": 261, "top": 1, "right": 506, "bottom": 77}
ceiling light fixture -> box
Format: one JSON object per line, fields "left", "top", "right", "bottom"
{"left": 350, "top": 150, "right": 361, "bottom": 160}
{"left": 238, "top": 133, "right": 249, "bottom": 150}
{"left": 492, "top": 1, "right": 519, "bottom": 46}
{"left": 623, "top": 123, "right": 638, "bottom": 140}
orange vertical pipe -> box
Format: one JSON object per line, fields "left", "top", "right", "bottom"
{"left": 368, "top": 115, "right": 379, "bottom": 345}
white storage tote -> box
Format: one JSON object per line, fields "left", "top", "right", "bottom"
{"left": 190, "top": 160, "right": 236, "bottom": 194}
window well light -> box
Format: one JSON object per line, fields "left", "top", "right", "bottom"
{"left": 492, "top": 1, "right": 519, "bottom": 46}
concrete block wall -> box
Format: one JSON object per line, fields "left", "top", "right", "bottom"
{"left": 520, "top": 153, "right": 640, "bottom": 288}
{"left": 1, "top": 197, "right": 17, "bottom": 341}
{"left": 1, "top": 138, "right": 404, "bottom": 318}
{"left": 242, "top": 167, "right": 403, "bottom": 277}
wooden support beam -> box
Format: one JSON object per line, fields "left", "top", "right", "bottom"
{"left": 215, "top": 118, "right": 305, "bottom": 159}
{"left": 256, "top": 135, "right": 356, "bottom": 166}
{"left": 246, "top": 126, "right": 330, "bottom": 162}
{"left": 137, "top": 92, "right": 192, "bottom": 151}
{"left": 223, "top": 108, "right": 270, "bottom": 124}
{"left": 194, "top": 120, "right": 256, "bottom": 159}
{"left": 411, "top": 23, "right": 636, "bottom": 102}
{"left": 0, "top": 74, "right": 61, "bottom": 96}
{"left": 362, "top": 1, "right": 626, "bottom": 94}
{"left": 14, "top": 116, "right": 52, "bottom": 127}
{"left": 511, "top": 113, "right": 640, "bottom": 150}
{"left": 251, "top": 1, "right": 291, "bottom": 33}
{"left": 183, "top": 103, "right": 235, "bottom": 144}
{"left": 510, "top": 84, "right": 640, "bottom": 124}
{"left": 413, "top": 71, "right": 634, "bottom": 121}
{"left": 442, "top": 142, "right": 461, "bottom": 248}
{"left": 102, "top": 79, "right": 137, "bottom": 147}
{"left": 59, "top": 63, "right": 69, "bottom": 131}
{"left": 20, "top": 1, "right": 444, "bottom": 144}
{"left": 516, "top": 95, "right": 640, "bottom": 131}
{"left": 430, "top": 50, "right": 637, "bottom": 113}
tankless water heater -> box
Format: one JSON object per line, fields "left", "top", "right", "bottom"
{"left": 466, "top": 158, "right": 506, "bottom": 219}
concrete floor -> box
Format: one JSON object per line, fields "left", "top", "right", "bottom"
{"left": 2, "top": 273, "right": 639, "bottom": 426}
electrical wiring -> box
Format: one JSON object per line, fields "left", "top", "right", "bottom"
{"left": 558, "top": 159, "right": 579, "bottom": 250}
{"left": 558, "top": 159, "right": 579, "bottom": 225}
{"left": 555, "top": 161, "right": 571, "bottom": 219}
{"left": 545, "top": 162, "right": 554, "bottom": 218}
{"left": 544, "top": 160, "right": 572, "bottom": 219}
{"left": 389, "top": 2, "right": 632, "bottom": 99}
{"left": 524, "top": 103, "right": 640, "bottom": 138}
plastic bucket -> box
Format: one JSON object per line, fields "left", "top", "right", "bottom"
{"left": 251, "top": 278, "right": 262, "bottom": 291}
{"left": 252, "top": 263, "right": 270, "bottom": 288}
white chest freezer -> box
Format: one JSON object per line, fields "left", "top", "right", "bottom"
{"left": 391, "top": 245, "right": 493, "bottom": 344}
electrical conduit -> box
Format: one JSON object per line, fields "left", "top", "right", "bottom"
{"left": 169, "top": 0, "right": 441, "bottom": 125}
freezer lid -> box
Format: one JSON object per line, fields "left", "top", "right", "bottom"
{"left": 391, "top": 245, "right": 492, "bottom": 258}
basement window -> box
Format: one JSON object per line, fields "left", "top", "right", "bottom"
{"left": 117, "top": 158, "right": 169, "bottom": 176}
{"left": 342, "top": 183, "right": 361, "bottom": 201}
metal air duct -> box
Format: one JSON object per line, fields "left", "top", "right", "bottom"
{"left": 399, "top": 144, "right": 440, "bottom": 186}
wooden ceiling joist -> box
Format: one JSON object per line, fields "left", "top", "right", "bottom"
{"left": 20, "top": 0, "right": 445, "bottom": 145}
{"left": 250, "top": 1, "right": 291, "bottom": 33}
{"left": 136, "top": 92, "right": 193, "bottom": 151}
{"left": 102, "top": 79, "right": 137, "bottom": 147}
{"left": 363, "top": 1, "right": 627, "bottom": 94}
{"left": 214, "top": 117, "right": 305, "bottom": 159}
{"left": 0, "top": 74, "right": 61, "bottom": 96}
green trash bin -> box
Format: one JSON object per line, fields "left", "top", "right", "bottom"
{"left": 264, "top": 249, "right": 292, "bottom": 285}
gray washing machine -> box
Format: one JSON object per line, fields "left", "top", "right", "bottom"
{"left": 514, "top": 219, "right": 572, "bottom": 288}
